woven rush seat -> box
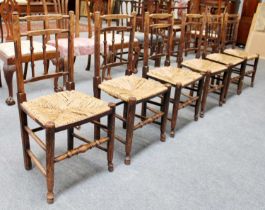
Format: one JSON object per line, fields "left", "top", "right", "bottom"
{"left": 21, "top": 91, "right": 110, "bottom": 128}
{"left": 147, "top": 66, "right": 202, "bottom": 86}
{"left": 206, "top": 53, "right": 243, "bottom": 66}
{"left": 0, "top": 40, "right": 56, "bottom": 61}
{"left": 99, "top": 75, "right": 167, "bottom": 102}
{"left": 224, "top": 49, "right": 258, "bottom": 60}
{"left": 182, "top": 59, "right": 227, "bottom": 73}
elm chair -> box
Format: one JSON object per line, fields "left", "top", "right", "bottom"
{"left": 222, "top": 13, "right": 259, "bottom": 88}
{"left": 144, "top": 13, "right": 204, "bottom": 137}
{"left": 93, "top": 12, "right": 171, "bottom": 165}
{"left": 13, "top": 12, "right": 115, "bottom": 203}
{"left": 205, "top": 14, "right": 246, "bottom": 100}
{"left": 181, "top": 14, "right": 230, "bottom": 117}
{"left": 0, "top": 0, "right": 54, "bottom": 105}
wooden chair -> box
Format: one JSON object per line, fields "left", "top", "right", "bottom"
{"left": 181, "top": 14, "right": 230, "bottom": 117}
{"left": 94, "top": 12, "right": 171, "bottom": 165}
{"left": 144, "top": 13, "right": 204, "bottom": 137}
{"left": 222, "top": 13, "right": 259, "bottom": 88}
{"left": 205, "top": 13, "right": 247, "bottom": 99}
{"left": 13, "top": 12, "right": 115, "bottom": 203}
{"left": 0, "top": 0, "right": 53, "bottom": 105}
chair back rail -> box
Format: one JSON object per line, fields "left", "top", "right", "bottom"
{"left": 94, "top": 12, "right": 136, "bottom": 81}
{"left": 142, "top": 12, "right": 174, "bottom": 77}
{"left": 12, "top": 12, "right": 75, "bottom": 99}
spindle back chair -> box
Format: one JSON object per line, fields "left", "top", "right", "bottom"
{"left": 144, "top": 12, "right": 204, "bottom": 137}
{"left": 222, "top": 13, "right": 259, "bottom": 88}
{"left": 205, "top": 13, "right": 246, "bottom": 98}
{"left": 181, "top": 13, "right": 230, "bottom": 117}
{"left": 13, "top": 12, "right": 115, "bottom": 203}
{"left": 94, "top": 11, "right": 171, "bottom": 165}
{"left": 142, "top": 12, "right": 174, "bottom": 77}
{"left": 202, "top": 13, "right": 223, "bottom": 57}
{"left": 177, "top": 14, "right": 204, "bottom": 67}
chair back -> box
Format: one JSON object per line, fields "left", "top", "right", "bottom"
{"left": 49, "top": 0, "right": 81, "bottom": 37}
{"left": 221, "top": 13, "right": 239, "bottom": 51}
{"left": 94, "top": 12, "right": 136, "bottom": 83}
{"left": 0, "top": 0, "right": 21, "bottom": 41}
{"left": 177, "top": 14, "right": 204, "bottom": 66}
{"left": 12, "top": 12, "right": 75, "bottom": 103}
{"left": 171, "top": 0, "right": 189, "bottom": 25}
{"left": 142, "top": 12, "right": 174, "bottom": 78}
{"left": 202, "top": 13, "right": 223, "bottom": 57}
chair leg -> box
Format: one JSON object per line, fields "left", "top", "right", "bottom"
{"left": 0, "top": 15, "right": 3, "bottom": 43}
{"left": 195, "top": 78, "right": 204, "bottom": 120}
{"left": 46, "top": 122, "right": 55, "bottom": 204}
{"left": 123, "top": 103, "right": 128, "bottom": 129}
{"left": 237, "top": 60, "right": 247, "bottom": 95}
{"left": 141, "top": 102, "right": 147, "bottom": 121}
{"left": 107, "top": 103, "right": 116, "bottom": 172}
{"left": 0, "top": 68, "right": 2, "bottom": 87}
{"left": 85, "top": 55, "right": 91, "bottom": 71}
{"left": 23, "top": 62, "right": 28, "bottom": 80}
{"left": 160, "top": 85, "right": 171, "bottom": 141}
{"left": 19, "top": 107, "right": 32, "bottom": 170}
{"left": 170, "top": 84, "right": 182, "bottom": 138}
{"left": 250, "top": 57, "right": 259, "bottom": 87}
{"left": 67, "top": 128, "right": 74, "bottom": 151}
{"left": 220, "top": 70, "right": 229, "bottom": 106}
{"left": 93, "top": 76, "right": 102, "bottom": 140}
{"left": 124, "top": 97, "right": 136, "bottom": 165}
{"left": 200, "top": 72, "right": 210, "bottom": 118}
{"left": 223, "top": 66, "right": 232, "bottom": 104}
{"left": 3, "top": 65, "right": 16, "bottom": 105}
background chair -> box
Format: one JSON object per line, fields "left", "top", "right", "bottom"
{"left": 13, "top": 12, "right": 115, "bottom": 203}
{"left": 0, "top": 0, "right": 53, "bottom": 105}
{"left": 144, "top": 13, "right": 204, "bottom": 137}
{"left": 181, "top": 14, "right": 230, "bottom": 117}
{"left": 93, "top": 11, "right": 171, "bottom": 165}
{"left": 222, "top": 13, "right": 259, "bottom": 88}
{"left": 205, "top": 13, "right": 246, "bottom": 100}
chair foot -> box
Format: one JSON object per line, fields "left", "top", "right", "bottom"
{"left": 124, "top": 157, "right": 131, "bottom": 165}
{"left": 170, "top": 131, "right": 175, "bottom": 138}
{"left": 237, "top": 89, "right": 242, "bottom": 95}
{"left": 194, "top": 115, "right": 199, "bottom": 121}
{"left": 160, "top": 133, "right": 166, "bottom": 142}
{"left": 200, "top": 112, "right": 204, "bottom": 118}
{"left": 47, "top": 192, "right": 54, "bottom": 204}
{"left": 219, "top": 101, "right": 223, "bottom": 107}
{"left": 5, "top": 96, "right": 15, "bottom": 106}
{"left": 25, "top": 165, "right": 32, "bottom": 171}
{"left": 108, "top": 163, "right": 114, "bottom": 172}
{"left": 250, "top": 83, "right": 254, "bottom": 88}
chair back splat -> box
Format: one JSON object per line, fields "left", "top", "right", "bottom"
{"left": 94, "top": 11, "right": 136, "bottom": 97}
{"left": 142, "top": 12, "right": 174, "bottom": 78}
{"left": 13, "top": 12, "right": 75, "bottom": 101}
{"left": 177, "top": 14, "right": 204, "bottom": 67}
